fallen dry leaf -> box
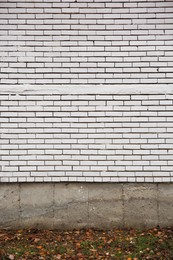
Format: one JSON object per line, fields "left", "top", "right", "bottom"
{"left": 8, "top": 255, "right": 15, "bottom": 260}
{"left": 0, "top": 227, "right": 172, "bottom": 260}
{"left": 34, "top": 238, "right": 40, "bottom": 243}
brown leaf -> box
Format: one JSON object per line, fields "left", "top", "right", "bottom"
{"left": 76, "top": 242, "right": 81, "bottom": 249}
{"left": 8, "top": 255, "right": 15, "bottom": 260}
{"left": 34, "top": 238, "right": 40, "bottom": 243}
{"left": 90, "top": 249, "right": 97, "bottom": 252}
{"left": 37, "top": 245, "right": 43, "bottom": 249}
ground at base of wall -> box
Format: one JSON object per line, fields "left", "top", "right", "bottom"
{"left": 0, "top": 183, "right": 173, "bottom": 230}
{"left": 0, "top": 227, "right": 173, "bottom": 259}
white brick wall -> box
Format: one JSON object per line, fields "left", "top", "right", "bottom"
{"left": 0, "top": 0, "right": 173, "bottom": 182}
{"left": 0, "top": 0, "right": 173, "bottom": 87}
{"left": 0, "top": 93, "right": 173, "bottom": 183}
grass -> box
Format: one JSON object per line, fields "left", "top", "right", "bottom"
{"left": 0, "top": 227, "right": 173, "bottom": 259}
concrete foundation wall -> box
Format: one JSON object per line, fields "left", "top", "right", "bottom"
{"left": 1, "top": 183, "right": 173, "bottom": 230}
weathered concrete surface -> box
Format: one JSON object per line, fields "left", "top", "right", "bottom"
{"left": 0, "top": 183, "right": 173, "bottom": 229}
{"left": 88, "top": 184, "right": 123, "bottom": 229}
{"left": 0, "top": 184, "right": 20, "bottom": 229}
{"left": 123, "top": 184, "right": 158, "bottom": 228}
{"left": 20, "top": 183, "right": 54, "bottom": 229}
{"left": 54, "top": 183, "right": 88, "bottom": 229}
{"left": 158, "top": 184, "right": 173, "bottom": 227}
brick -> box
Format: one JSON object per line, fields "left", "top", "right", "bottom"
{"left": 1, "top": 1, "right": 173, "bottom": 183}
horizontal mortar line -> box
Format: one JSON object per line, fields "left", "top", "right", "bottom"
{"left": 6, "top": 94, "right": 173, "bottom": 96}
{"left": 0, "top": 136, "right": 169, "bottom": 138}
{"left": 0, "top": 129, "right": 171, "bottom": 132}
{"left": 1, "top": 141, "right": 169, "bottom": 144}
{"left": 4, "top": 110, "right": 171, "bottom": 113}
{"left": 1, "top": 115, "right": 170, "bottom": 117}
{"left": 0, "top": 131, "right": 170, "bottom": 134}
{"left": 1, "top": 171, "right": 167, "bottom": 173}
{"left": 0, "top": 104, "right": 171, "bottom": 106}
{"left": 1, "top": 117, "right": 166, "bottom": 119}
{"left": 1, "top": 126, "right": 170, "bottom": 128}
{"left": 2, "top": 26, "right": 173, "bottom": 29}
{"left": 1, "top": 111, "right": 171, "bottom": 113}
{"left": 1, "top": 149, "right": 173, "bottom": 151}
{"left": 0, "top": 131, "right": 169, "bottom": 135}
{"left": 0, "top": 47, "right": 161, "bottom": 50}
{"left": 0, "top": 1, "right": 167, "bottom": 3}
{"left": 4, "top": 6, "right": 170, "bottom": 9}
{"left": 7, "top": 12, "right": 172, "bottom": 15}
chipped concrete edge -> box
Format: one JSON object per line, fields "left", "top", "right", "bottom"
{"left": 1, "top": 84, "right": 173, "bottom": 95}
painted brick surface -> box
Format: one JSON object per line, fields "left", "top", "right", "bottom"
{"left": 1, "top": 93, "right": 173, "bottom": 182}
{"left": 0, "top": 0, "right": 173, "bottom": 182}
{"left": 0, "top": 0, "right": 173, "bottom": 87}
